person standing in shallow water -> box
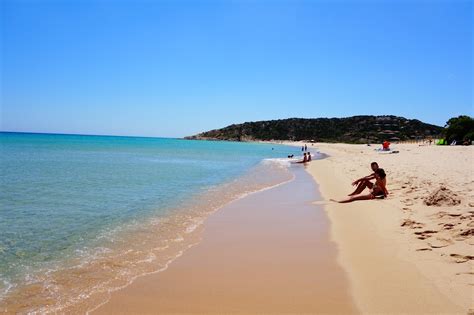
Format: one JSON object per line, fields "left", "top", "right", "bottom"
{"left": 304, "top": 144, "right": 307, "bottom": 151}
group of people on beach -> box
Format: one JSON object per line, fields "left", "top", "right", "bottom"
{"left": 288, "top": 144, "right": 312, "bottom": 163}
{"left": 297, "top": 152, "right": 312, "bottom": 163}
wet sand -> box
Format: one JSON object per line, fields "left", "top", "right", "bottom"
{"left": 94, "top": 166, "right": 357, "bottom": 314}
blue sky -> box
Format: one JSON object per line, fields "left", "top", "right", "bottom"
{"left": 1, "top": 0, "right": 472, "bottom": 137}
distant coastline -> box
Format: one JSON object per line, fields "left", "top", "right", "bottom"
{"left": 185, "top": 115, "right": 443, "bottom": 143}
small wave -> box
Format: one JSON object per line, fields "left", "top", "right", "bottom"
{"left": 261, "top": 157, "right": 292, "bottom": 167}
{"left": 0, "top": 279, "right": 14, "bottom": 301}
{"left": 185, "top": 220, "right": 204, "bottom": 234}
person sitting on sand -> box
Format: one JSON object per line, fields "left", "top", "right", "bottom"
{"left": 307, "top": 152, "right": 312, "bottom": 161}
{"left": 296, "top": 153, "right": 308, "bottom": 164}
{"left": 331, "top": 162, "right": 388, "bottom": 203}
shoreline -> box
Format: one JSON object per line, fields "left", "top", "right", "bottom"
{"left": 0, "top": 155, "right": 296, "bottom": 314}
{"left": 93, "top": 164, "right": 358, "bottom": 314}
{"left": 286, "top": 141, "right": 472, "bottom": 313}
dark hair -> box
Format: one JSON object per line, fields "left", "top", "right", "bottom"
{"left": 375, "top": 168, "right": 386, "bottom": 179}
{"left": 371, "top": 162, "right": 378, "bottom": 166}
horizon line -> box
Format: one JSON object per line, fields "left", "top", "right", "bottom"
{"left": 0, "top": 130, "right": 183, "bottom": 140}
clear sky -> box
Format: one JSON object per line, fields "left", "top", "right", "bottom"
{"left": 1, "top": 0, "right": 472, "bottom": 138}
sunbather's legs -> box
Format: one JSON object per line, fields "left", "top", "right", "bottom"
{"left": 349, "top": 179, "right": 373, "bottom": 196}
{"left": 332, "top": 193, "right": 375, "bottom": 203}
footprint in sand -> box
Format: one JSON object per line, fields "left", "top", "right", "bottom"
{"left": 401, "top": 219, "right": 424, "bottom": 229}
{"left": 457, "top": 229, "right": 474, "bottom": 237}
{"left": 415, "top": 230, "right": 437, "bottom": 234}
{"left": 454, "top": 229, "right": 474, "bottom": 242}
{"left": 450, "top": 254, "right": 474, "bottom": 263}
{"left": 432, "top": 211, "right": 463, "bottom": 219}
{"left": 461, "top": 213, "right": 474, "bottom": 220}
{"left": 438, "top": 223, "right": 455, "bottom": 230}
{"left": 428, "top": 238, "right": 453, "bottom": 248}
{"left": 414, "top": 230, "right": 437, "bottom": 239}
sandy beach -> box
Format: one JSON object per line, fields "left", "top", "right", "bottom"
{"left": 91, "top": 142, "right": 473, "bottom": 314}
{"left": 94, "top": 166, "right": 357, "bottom": 314}
{"left": 301, "top": 142, "right": 473, "bottom": 313}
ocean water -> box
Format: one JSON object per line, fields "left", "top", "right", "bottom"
{"left": 0, "top": 132, "right": 306, "bottom": 313}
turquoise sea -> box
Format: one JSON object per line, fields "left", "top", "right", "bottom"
{"left": 0, "top": 132, "right": 304, "bottom": 313}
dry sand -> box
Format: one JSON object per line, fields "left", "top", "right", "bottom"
{"left": 94, "top": 167, "right": 357, "bottom": 314}
{"left": 297, "top": 142, "right": 473, "bottom": 314}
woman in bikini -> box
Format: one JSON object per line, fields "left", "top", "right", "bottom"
{"left": 331, "top": 162, "right": 388, "bottom": 203}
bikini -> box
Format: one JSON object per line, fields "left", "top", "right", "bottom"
{"left": 371, "top": 169, "right": 387, "bottom": 198}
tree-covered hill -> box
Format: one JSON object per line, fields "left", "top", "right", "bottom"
{"left": 185, "top": 115, "right": 443, "bottom": 143}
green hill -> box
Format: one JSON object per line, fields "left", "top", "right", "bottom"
{"left": 185, "top": 115, "right": 443, "bottom": 143}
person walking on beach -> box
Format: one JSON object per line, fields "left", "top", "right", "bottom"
{"left": 331, "top": 162, "right": 388, "bottom": 203}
